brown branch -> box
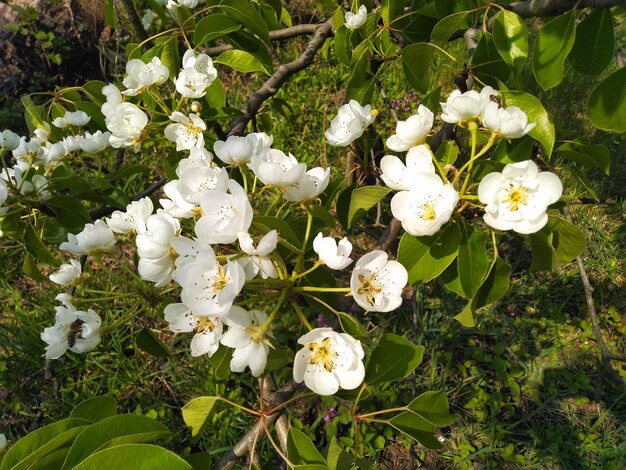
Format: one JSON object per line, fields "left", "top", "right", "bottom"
{"left": 226, "top": 18, "right": 334, "bottom": 136}
{"left": 88, "top": 177, "right": 167, "bottom": 220}
{"left": 120, "top": 0, "right": 151, "bottom": 45}
{"left": 563, "top": 207, "right": 626, "bottom": 381}
{"left": 504, "top": 0, "right": 623, "bottom": 17}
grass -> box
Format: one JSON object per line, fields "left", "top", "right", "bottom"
{"left": 1, "top": 10, "right": 626, "bottom": 469}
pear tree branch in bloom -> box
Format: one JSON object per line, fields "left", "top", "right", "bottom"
{"left": 504, "top": 0, "right": 625, "bottom": 17}
{"left": 120, "top": 0, "right": 151, "bottom": 45}
{"left": 227, "top": 18, "right": 334, "bottom": 136}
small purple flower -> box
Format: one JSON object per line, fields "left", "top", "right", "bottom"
{"left": 316, "top": 313, "right": 330, "bottom": 327}
{"left": 0, "top": 391, "right": 7, "bottom": 399}
{"left": 323, "top": 407, "right": 337, "bottom": 423}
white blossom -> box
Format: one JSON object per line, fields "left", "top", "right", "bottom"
{"left": 52, "top": 110, "right": 91, "bottom": 128}
{"left": 79, "top": 131, "right": 111, "bottom": 154}
{"left": 248, "top": 149, "right": 306, "bottom": 186}
{"left": 136, "top": 211, "right": 180, "bottom": 286}
{"left": 283, "top": 167, "right": 330, "bottom": 202}
{"left": 164, "top": 112, "right": 206, "bottom": 151}
{"left": 106, "top": 197, "right": 154, "bottom": 234}
{"left": 293, "top": 328, "right": 365, "bottom": 395}
{"left": 325, "top": 100, "right": 377, "bottom": 147}
{"left": 0, "top": 178, "right": 8, "bottom": 215}
{"left": 122, "top": 57, "right": 169, "bottom": 96}
{"left": 164, "top": 302, "right": 223, "bottom": 357}
{"left": 237, "top": 230, "right": 278, "bottom": 279}
{"left": 440, "top": 87, "right": 496, "bottom": 124}
{"left": 105, "top": 103, "right": 148, "bottom": 148}
{"left": 390, "top": 173, "right": 459, "bottom": 236}
{"left": 59, "top": 220, "right": 116, "bottom": 255}
{"left": 194, "top": 179, "right": 253, "bottom": 245}
{"left": 213, "top": 133, "right": 272, "bottom": 165}
{"left": 478, "top": 160, "right": 562, "bottom": 234}
{"left": 49, "top": 259, "right": 82, "bottom": 286}
{"left": 482, "top": 101, "right": 535, "bottom": 139}
{"left": 0, "top": 130, "right": 20, "bottom": 150}
{"left": 386, "top": 105, "right": 434, "bottom": 152}
{"left": 345, "top": 5, "right": 367, "bottom": 30}
{"left": 175, "top": 49, "right": 218, "bottom": 98}
{"left": 313, "top": 233, "right": 353, "bottom": 270}
{"left": 380, "top": 144, "right": 436, "bottom": 191}
{"left": 350, "top": 250, "right": 407, "bottom": 312}
{"left": 41, "top": 301, "right": 101, "bottom": 359}
{"left": 220, "top": 307, "right": 270, "bottom": 377}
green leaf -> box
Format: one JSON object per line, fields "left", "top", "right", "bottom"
{"left": 491, "top": 136, "right": 533, "bottom": 163}
{"left": 326, "top": 436, "right": 354, "bottom": 470}
{"left": 402, "top": 43, "right": 434, "bottom": 94}
{"left": 568, "top": 166, "right": 599, "bottom": 201}
{"left": 397, "top": 221, "right": 461, "bottom": 284}
{"left": 334, "top": 25, "right": 350, "bottom": 65}
{"left": 382, "top": 0, "right": 403, "bottom": 24}
{"left": 287, "top": 428, "right": 327, "bottom": 466}
{"left": 421, "top": 86, "right": 441, "bottom": 115}
{"left": 44, "top": 195, "right": 91, "bottom": 232}
{"left": 388, "top": 412, "right": 441, "bottom": 450}
{"left": 62, "top": 415, "right": 171, "bottom": 470}
{"left": 253, "top": 215, "right": 301, "bottom": 253}
{"left": 407, "top": 391, "right": 459, "bottom": 426}
{"left": 24, "top": 224, "right": 58, "bottom": 266}
{"left": 454, "top": 301, "right": 476, "bottom": 328}
{"left": 457, "top": 224, "right": 490, "bottom": 299}
{"left": 208, "top": 345, "right": 232, "bottom": 380}
{"left": 501, "top": 90, "right": 555, "bottom": 157}
{"left": 339, "top": 186, "right": 390, "bottom": 230}
{"left": 337, "top": 312, "right": 369, "bottom": 343}
{"left": 473, "top": 256, "right": 511, "bottom": 309}
{"left": 365, "top": 333, "right": 424, "bottom": 385}
{"left": 214, "top": 50, "right": 269, "bottom": 75}
{"left": 472, "top": 32, "right": 510, "bottom": 88}
{"left": 72, "top": 444, "right": 191, "bottom": 470}
{"left": 588, "top": 66, "right": 626, "bottom": 132}
{"left": 216, "top": 0, "right": 271, "bottom": 45}
{"left": 160, "top": 37, "right": 180, "bottom": 78}
{"left": 430, "top": 11, "right": 469, "bottom": 46}
{"left": 529, "top": 215, "right": 586, "bottom": 271}
{"left": 204, "top": 77, "right": 226, "bottom": 109}
{"left": 21, "top": 95, "right": 50, "bottom": 133}
{"left": 70, "top": 396, "right": 117, "bottom": 423}
{"left": 23, "top": 253, "right": 47, "bottom": 282}
{"left": 569, "top": 9, "right": 614, "bottom": 76}
{"left": 532, "top": 9, "right": 577, "bottom": 90}
{"left": 181, "top": 397, "right": 218, "bottom": 438}
{"left": 1, "top": 418, "right": 90, "bottom": 470}
{"left": 556, "top": 140, "right": 610, "bottom": 174}
{"left": 194, "top": 14, "right": 241, "bottom": 46}
{"left": 492, "top": 10, "right": 528, "bottom": 76}
{"left": 136, "top": 327, "right": 170, "bottom": 358}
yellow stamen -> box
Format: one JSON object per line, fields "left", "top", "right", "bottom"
{"left": 196, "top": 316, "right": 216, "bottom": 333}
{"left": 503, "top": 185, "right": 528, "bottom": 212}
{"left": 308, "top": 337, "right": 337, "bottom": 372}
{"left": 357, "top": 273, "right": 382, "bottom": 306}
{"left": 421, "top": 203, "right": 436, "bottom": 221}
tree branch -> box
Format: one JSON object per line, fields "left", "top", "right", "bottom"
{"left": 88, "top": 177, "right": 167, "bottom": 220}
{"left": 120, "top": 0, "right": 151, "bottom": 46}
{"left": 504, "top": 0, "right": 623, "bottom": 17}
{"left": 226, "top": 18, "right": 334, "bottom": 136}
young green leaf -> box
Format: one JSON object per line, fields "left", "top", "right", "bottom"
{"left": 181, "top": 397, "right": 218, "bottom": 437}
{"left": 214, "top": 50, "right": 270, "bottom": 75}
{"left": 365, "top": 333, "right": 424, "bottom": 385}
{"left": 70, "top": 396, "right": 117, "bottom": 423}
{"left": 492, "top": 10, "right": 528, "bottom": 76}
{"left": 402, "top": 43, "right": 434, "bottom": 94}
{"left": 569, "top": 9, "right": 614, "bottom": 76}
{"left": 72, "top": 444, "right": 191, "bottom": 470}
{"left": 588, "top": 66, "right": 626, "bottom": 132}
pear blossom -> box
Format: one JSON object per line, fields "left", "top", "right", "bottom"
{"left": 52, "top": 110, "right": 91, "bottom": 128}
{"left": 101, "top": 83, "right": 123, "bottom": 117}
{"left": 0, "top": 129, "right": 20, "bottom": 150}
{"left": 174, "top": 256, "right": 245, "bottom": 317}
{"left": 478, "top": 160, "right": 562, "bottom": 234}
{"left": 167, "top": 0, "right": 199, "bottom": 10}
{"left": 380, "top": 145, "right": 436, "bottom": 191}
{"left": 106, "top": 197, "right": 154, "bottom": 234}
{"left": 105, "top": 103, "right": 148, "bottom": 148}
{"left": 41, "top": 301, "right": 101, "bottom": 359}
{"left": 390, "top": 173, "right": 459, "bottom": 236}
{"left": 0, "top": 178, "right": 8, "bottom": 215}
{"left": 49, "top": 259, "right": 82, "bottom": 286}
{"left": 283, "top": 167, "right": 330, "bottom": 202}
{"left": 175, "top": 49, "right": 218, "bottom": 98}
{"left": 293, "top": 328, "right": 365, "bottom": 396}
{"left": 237, "top": 230, "right": 278, "bottom": 279}
{"left": 248, "top": 149, "right": 306, "bottom": 186}
{"left": 79, "top": 131, "right": 111, "bottom": 153}
{"left": 220, "top": 307, "right": 271, "bottom": 377}
{"left": 482, "top": 102, "right": 535, "bottom": 139}
{"left": 164, "top": 112, "right": 206, "bottom": 151}
{"left": 164, "top": 303, "right": 223, "bottom": 357}
{"left": 313, "top": 233, "right": 353, "bottom": 270}
{"left": 195, "top": 179, "right": 253, "bottom": 244}
{"left": 345, "top": 5, "right": 367, "bottom": 30}
{"left": 440, "top": 87, "right": 496, "bottom": 125}
{"left": 386, "top": 105, "right": 434, "bottom": 152}
{"left": 170, "top": 236, "right": 215, "bottom": 269}
{"left": 121, "top": 57, "right": 169, "bottom": 96}
{"left": 59, "top": 220, "right": 116, "bottom": 255}
{"left": 350, "top": 250, "right": 408, "bottom": 312}
{"left": 213, "top": 133, "right": 273, "bottom": 165}
{"left": 325, "top": 100, "right": 377, "bottom": 147}
{"left": 20, "top": 174, "right": 51, "bottom": 200}
{"left": 136, "top": 211, "right": 180, "bottom": 286}
{"left": 141, "top": 9, "right": 154, "bottom": 30}
{"left": 12, "top": 137, "right": 44, "bottom": 165}
{"left": 0, "top": 433, "right": 6, "bottom": 450}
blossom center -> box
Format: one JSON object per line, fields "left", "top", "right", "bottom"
{"left": 420, "top": 202, "right": 437, "bottom": 221}
{"left": 196, "top": 316, "right": 216, "bottom": 333}
{"left": 185, "top": 120, "right": 203, "bottom": 137}
{"left": 308, "top": 338, "right": 337, "bottom": 372}
{"left": 503, "top": 185, "right": 528, "bottom": 212}
{"left": 211, "top": 265, "right": 229, "bottom": 292}
{"left": 357, "top": 273, "right": 382, "bottom": 306}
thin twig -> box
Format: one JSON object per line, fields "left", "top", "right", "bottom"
{"left": 504, "top": 0, "right": 623, "bottom": 17}
{"left": 120, "top": 0, "right": 151, "bottom": 45}
{"left": 88, "top": 177, "right": 167, "bottom": 220}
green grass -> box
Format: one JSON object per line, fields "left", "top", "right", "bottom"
{"left": 1, "top": 15, "right": 626, "bottom": 469}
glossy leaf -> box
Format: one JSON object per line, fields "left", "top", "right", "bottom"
{"left": 24, "top": 224, "right": 58, "bottom": 266}
{"left": 529, "top": 216, "right": 586, "bottom": 271}
{"left": 491, "top": 136, "right": 532, "bottom": 163}
{"left": 337, "top": 312, "right": 369, "bottom": 343}
{"left": 194, "top": 14, "right": 241, "bottom": 46}
{"left": 365, "top": 333, "right": 424, "bottom": 385}
{"left": 588, "top": 66, "right": 626, "bottom": 132}
{"left": 44, "top": 195, "right": 92, "bottom": 232}
{"left": 136, "top": 327, "right": 170, "bottom": 358}
{"left": 160, "top": 37, "right": 180, "bottom": 78}
{"left": 492, "top": 10, "right": 528, "bottom": 76}
{"left": 532, "top": 9, "right": 577, "bottom": 90}
{"left": 216, "top": 0, "right": 271, "bottom": 45}
{"left": 340, "top": 186, "right": 390, "bottom": 230}
{"left": 389, "top": 412, "right": 441, "bottom": 450}
{"left": 501, "top": 90, "right": 555, "bottom": 157}
{"left": 23, "top": 253, "right": 47, "bottom": 282}
{"left": 472, "top": 32, "right": 510, "bottom": 87}
{"left": 214, "top": 50, "right": 270, "bottom": 75}
{"left": 407, "top": 391, "right": 459, "bottom": 426}
{"left": 430, "top": 11, "right": 468, "bottom": 46}
{"left": 287, "top": 428, "right": 327, "bottom": 466}
{"left": 569, "top": 9, "right": 614, "bottom": 76}
{"left": 182, "top": 397, "right": 218, "bottom": 437}
{"left": 72, "top": 444, "right": 191, "bottom": 470}
{"left": 70, "top": 396, "right": 117, "bottom": 423}
{"left": 397, "top": 221, "right": 461, "bottom": 284}
{"left": 402, "top": 43, "right": 434, "bottom": 94}
{"left": 457, "top": 224, "right": 490, "bottom": 299}
{"left": 556, "top": 140, "right": 610, "bottom": 174}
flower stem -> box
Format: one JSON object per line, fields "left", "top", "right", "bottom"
{"left": 258, "top": 286, "right": 289, "bottom": 334}
{"left": 292, "top": 286, "right": 352, "bottom": 293}
{"left": 292, "top": 302, "right": 313, "bottom": 331}
{"left": 357, "top": 406, "right": 408, "bottom": 419}
{"left": 291, "top": 261, "right": 322, "bottom": 281}
{"left": 216, "top": 396, "right": 261, "bottom": 416}
{"left": 455, "top": 131, "right": 499, "bottom": 194}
